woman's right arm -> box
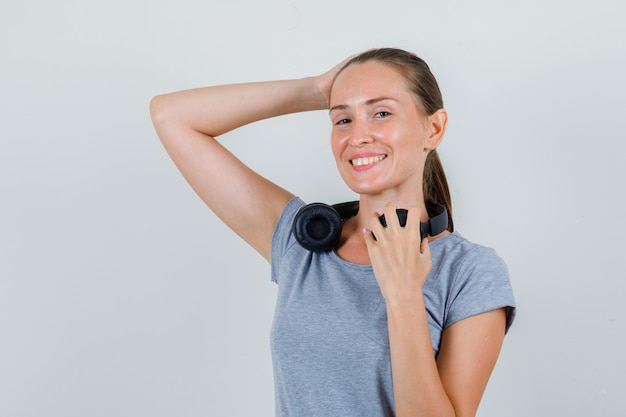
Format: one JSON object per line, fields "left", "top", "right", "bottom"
{"left": 149, "top": 76, "right": 332, "bottom": 261}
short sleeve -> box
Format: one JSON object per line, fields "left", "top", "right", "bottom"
{"left": 445, "top": 246, "right": 516, "bottom": 332}
{"left": 270, "top": 197, "right": 305, "bottom": 284}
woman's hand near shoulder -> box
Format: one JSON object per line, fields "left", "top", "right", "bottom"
{"left": 149, "top": 61, "right": 347, "bottom": 261}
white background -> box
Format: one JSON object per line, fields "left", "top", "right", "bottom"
{"left": 1, "top": 0, "right": 625, "bottom": 416}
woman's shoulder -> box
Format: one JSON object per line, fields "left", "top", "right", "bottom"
{"left": 272, "top": 196, "right": 305, "bottom": 246}
{"left": 432, "top": 232, "right": 503, "bottom": 261}
{"left": 270, "top": 197, "right": 307, "bottom": 275}
{"left": 431, "top": 231, "right": 510, "bottom": 286}
{"left": 430, "top": 232, "right": 516, "bottom": 331}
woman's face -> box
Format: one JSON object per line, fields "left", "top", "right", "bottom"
{"left": 329, "top": 61, "right": 434, "bottom": 200}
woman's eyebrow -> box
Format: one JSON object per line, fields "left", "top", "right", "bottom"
{"left": 329, "top": 97, "right": 397, "bottom": 113}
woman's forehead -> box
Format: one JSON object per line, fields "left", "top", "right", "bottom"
{"left": 330, "top": 62, "right": 411, "bottom": 105}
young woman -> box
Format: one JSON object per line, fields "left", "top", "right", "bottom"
{"left": 150, "top": 48, "right": 516, "bottom": 417}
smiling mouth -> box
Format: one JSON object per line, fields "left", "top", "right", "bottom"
{"left": 350, "top": 155, "right": 387, "bottom": 167}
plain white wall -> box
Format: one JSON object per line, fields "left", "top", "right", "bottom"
{"left": 1, "top": 0, "right": 625, "bottom": 416}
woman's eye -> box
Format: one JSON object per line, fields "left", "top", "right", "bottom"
{"left": 335, "top": 118, "right": 351, "bottom": 125}
{"left": 375, "top": 111, "right": 391, "bottom": 118}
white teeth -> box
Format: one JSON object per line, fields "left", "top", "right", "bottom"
{"left": 351, "top": 155, "right": 385, "bottom": 166}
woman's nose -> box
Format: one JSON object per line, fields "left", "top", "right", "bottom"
{"left": 348, "top": 121, "right": 373, "bottom": 147}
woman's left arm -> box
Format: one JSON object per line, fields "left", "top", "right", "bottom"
{"left": 364, "top": 205, "right": 507, "bottom": 417}
{"left": 435, "top": 308, "right": 506, "bottom": 417}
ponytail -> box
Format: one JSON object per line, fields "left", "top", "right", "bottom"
{"left": 423, "top": 149, "right": 454, "bottom": 232}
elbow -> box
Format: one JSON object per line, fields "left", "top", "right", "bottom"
{"left": 149, "top": 93, "right": 185, "bottom": 143}
{"left": 150, "top": 93, "right": 187, "bottom": 152}
{"left": 149, "top": 94, "right": 170, "bottom": 129}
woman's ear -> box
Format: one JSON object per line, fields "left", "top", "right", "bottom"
{"left": 425, "top": 109, "right": 448, "bottom": 150}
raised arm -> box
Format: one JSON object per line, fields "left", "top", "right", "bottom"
{"left": 150, "top": 67, "right": 339, "bottom": 261}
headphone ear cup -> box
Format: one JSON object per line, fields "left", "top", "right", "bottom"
{"left": 293, "top": 203, "right": 342, "bottom": 252}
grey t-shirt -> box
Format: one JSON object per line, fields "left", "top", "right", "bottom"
{"left": 270, "top": 197, "right": 516, "bottom": 417}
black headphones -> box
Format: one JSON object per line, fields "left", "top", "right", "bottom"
{"left": 292, "top": 201, "right": 448, "bottom": 252}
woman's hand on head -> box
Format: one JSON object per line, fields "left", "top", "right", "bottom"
{"left": 363, "top": 205, "right": 432, "bottom": 301}
{"left": 312, "top": 53, "right": 357, "bottom": 108}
